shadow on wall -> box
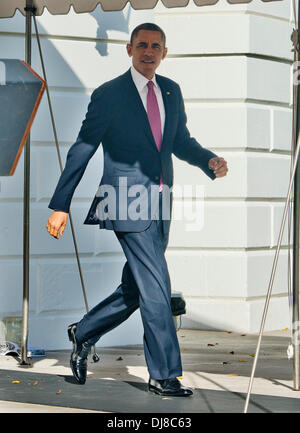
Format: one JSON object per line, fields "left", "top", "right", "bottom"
{"left": 32, "top": 10, "right": 132, "bottom": 141}
{"left": 90, "top": 6, "right": 131, "bottom": 56}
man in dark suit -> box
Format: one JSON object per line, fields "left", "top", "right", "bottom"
{"left": 46, "top": 23, "right": 228, "bottom": 397}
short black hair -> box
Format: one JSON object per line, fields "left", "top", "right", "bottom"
{"left": 130, "top": 23, "right": 166, "bottom": 46}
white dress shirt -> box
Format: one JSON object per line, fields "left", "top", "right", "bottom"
{"left": 130, "top": 65, "right": 165, "bottom": 135}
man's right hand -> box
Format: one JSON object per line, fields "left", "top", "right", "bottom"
{"left": 46, "top": 210, "right": 68, "bottom": 239}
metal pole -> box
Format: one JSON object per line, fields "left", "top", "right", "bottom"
{"left": 292, "top": 0, "right": 300, "bottom": 389}
{"left": 20, "top": 0, "right": 34, "bottom": 366}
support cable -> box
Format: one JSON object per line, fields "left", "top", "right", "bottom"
{"left": 243, "top": 128, "right": 300, "bottom": 412}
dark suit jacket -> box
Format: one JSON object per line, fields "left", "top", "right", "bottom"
{"left": 48, "top": 69, "right": 217, "bottom": 233}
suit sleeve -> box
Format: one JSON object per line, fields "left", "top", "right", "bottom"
{"left": 172, "top": 85, "right": 217, "bottom": 180}
{"left": 48, "top": 87, "right": 111, "bottom": 213}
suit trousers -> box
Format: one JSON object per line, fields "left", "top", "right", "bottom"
{"left": 75, "top": 193, "right": 183, "bottom": 380}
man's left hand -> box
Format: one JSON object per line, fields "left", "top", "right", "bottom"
{"left": 208, "top": 157, "right": 228, "bottom": 178}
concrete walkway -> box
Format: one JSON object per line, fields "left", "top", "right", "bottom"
{"left": 0, "top": 328, "right": 299, "bottom": 413}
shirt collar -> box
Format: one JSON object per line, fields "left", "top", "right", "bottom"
{"left": 130, "top": 65, "right": 158, "bottom": 92}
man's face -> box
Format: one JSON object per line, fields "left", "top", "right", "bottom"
{"left": 126, "top": 30, "right": 168, "bottom": 80}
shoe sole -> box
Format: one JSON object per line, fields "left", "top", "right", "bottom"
{"left": 67, "top": 324, "right": 86, "bottom": 385}
{"left": 148, "top": 387, "right": 193, "bottom": 397}
{"left": 69, "top": 358, "right": 80, "bottom": 383}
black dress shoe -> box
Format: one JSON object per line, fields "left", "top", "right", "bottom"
{"left": 148, "top": 378, "right": 193, "bottom": 397}
{"left": 67, "top": 323, "right": 100, "bottom": 384}
{"left": 67, "top": 322, "right": 87, "bottom": 385}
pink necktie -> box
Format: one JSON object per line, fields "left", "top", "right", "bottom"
{"left": 147, "top": 81, "right": 163, "bottom": 191}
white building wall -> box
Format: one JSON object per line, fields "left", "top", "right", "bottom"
{"left": 0, "top": 0, "right": 294, "bottom": 350}
{"left": 0, "top": 6, "right": 153, "bottom": 350}
{"left": 155, "top": 0, "right": 293, "bottom": 333}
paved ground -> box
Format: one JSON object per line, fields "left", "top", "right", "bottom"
{"left": 0, "top": 328, "right": 299, "bottom": 413}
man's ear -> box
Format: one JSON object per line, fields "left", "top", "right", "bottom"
{"left": 126, "top": 43, "right": 132, "bottom": 57}
{"left": 162, "top": 47, "right": 168, "bottom": 60}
